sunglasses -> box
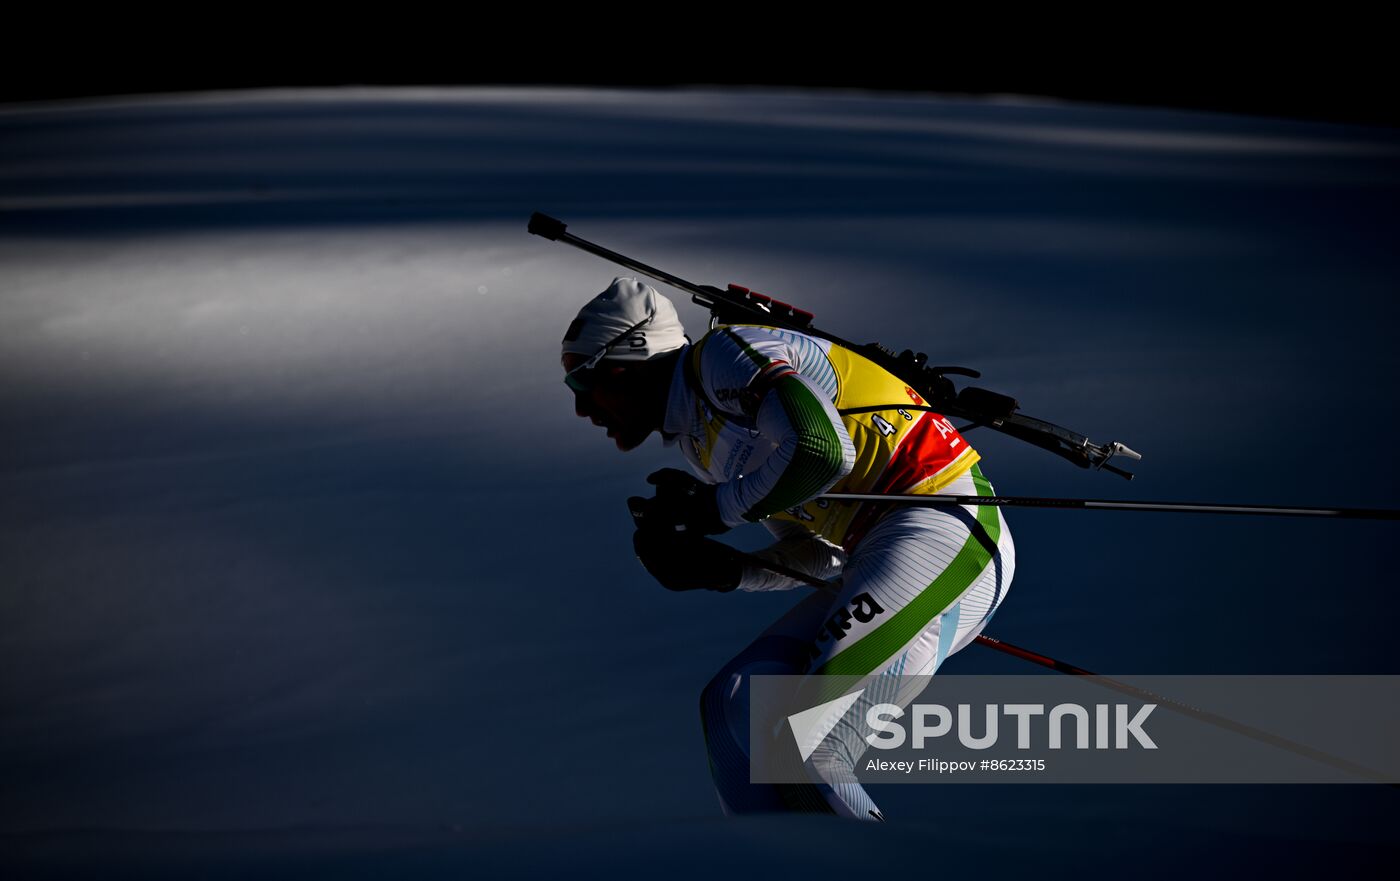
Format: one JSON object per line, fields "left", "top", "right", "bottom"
{"left": 563, "top": 305, "right": 656, "bottom": 394}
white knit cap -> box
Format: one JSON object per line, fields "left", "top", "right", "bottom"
{"left": 561, "top": 277, "right": 687, "bottom": 364}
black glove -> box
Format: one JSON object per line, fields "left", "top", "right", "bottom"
{"left": 626, "top": 468, "right": 728, "bottom": 535}
{"left": 632, "top": 529, "right": 743, "bottom": 593}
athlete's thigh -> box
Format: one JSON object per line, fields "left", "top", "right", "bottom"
{"left": 703, "top": 589, "right": 831, "bottom": 751}
{"left": 805, "top": 504, "right": 991, "bottom": 679}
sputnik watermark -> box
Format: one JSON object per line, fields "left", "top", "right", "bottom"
{"left": 750, "top": 675, "right": 1400, "bottom": 784}
{"left": 863, "top": 700, "right": 1157, "bottom": 750}
{"left": 786, "top": 690, "right": 1155, "bottom": 761}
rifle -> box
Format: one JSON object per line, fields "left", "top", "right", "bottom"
{"left": 529, "top": 212, "right": 1141, "bottom": 480}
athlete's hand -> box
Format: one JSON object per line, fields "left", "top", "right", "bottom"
{"left": 627, "top": 468, "right": 728, "bottom": 535}
{"left": 632, "top": 529, "right": 742, "bottom": 592}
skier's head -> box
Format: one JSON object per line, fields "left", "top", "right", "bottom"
{"left": 561, "top": 277, "right": 687, "bottom": 451}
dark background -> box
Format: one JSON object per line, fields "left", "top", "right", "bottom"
{"left": 4, "top": 21, "right": 1394, "bottom": 127}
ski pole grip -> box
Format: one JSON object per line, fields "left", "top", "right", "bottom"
{"left": 528, "top": 212, "right": 568, "bottom": 240}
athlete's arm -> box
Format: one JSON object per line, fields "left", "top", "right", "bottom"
{"left": 715, "top": 371, "right": 854, "bottom": 524}
{"left": 737, "top": 518, "right": 847, "bottom": 592}
{"left": 698, "top": 327, "right": 857, "bottom": 528}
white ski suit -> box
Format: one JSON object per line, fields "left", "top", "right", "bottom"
{"left": 660, "top": 324, "right": 1016, "bottom": 821}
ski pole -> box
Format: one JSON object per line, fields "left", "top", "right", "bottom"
{"left": 737, "top": 551, "right": 1397, "bottom": 785}
{"left": 819, "top": 491, "right": 1400, "bottom": 521}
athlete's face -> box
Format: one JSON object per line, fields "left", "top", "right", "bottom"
{"left": 562, "top": 353, "right": 654, "bottom": 451}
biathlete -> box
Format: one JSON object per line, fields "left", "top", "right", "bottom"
{"left": 561, "top": 277, "right": 1015, "bottom": 821}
